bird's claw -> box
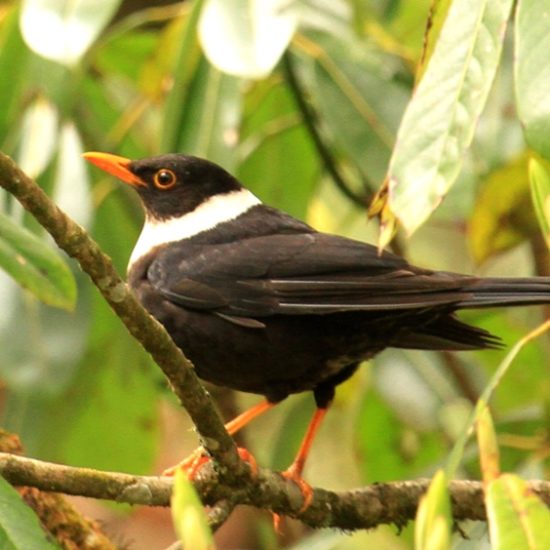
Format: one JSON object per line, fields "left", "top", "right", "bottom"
{"left": 162, "top": 447, "right": 209, "bottom": 478}
{"left": 273, "top": 466, "right": 313, "bottom": 532}
{"left": 163, "top": 446, "right": 258, "bottom": 479}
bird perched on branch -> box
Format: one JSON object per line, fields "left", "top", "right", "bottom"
{"left": 84, "top": 151, "right": 550, "bottom": 508}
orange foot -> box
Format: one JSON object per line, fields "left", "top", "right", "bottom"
{"left": 163, "top": 447, "right": 258, "bottom": 479}
{"left": 273, "top": 465, "right": 313, "bottom": 532}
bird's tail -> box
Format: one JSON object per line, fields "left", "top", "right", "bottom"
{"left": 395, "top": 276, "right": 550, "bottom": 352}
{"left": 457, "top": 277, "right": 550, "bottom": 309}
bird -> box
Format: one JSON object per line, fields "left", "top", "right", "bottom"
{"left": 83, "top": 151, "right": 550, "bottom": 504}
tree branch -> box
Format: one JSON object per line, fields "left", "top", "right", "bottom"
{"left": 0, "top": 152, "right": 241, "bottom": 475}
{"left": 4, "top": 451, "right": 550, "bottom": 530}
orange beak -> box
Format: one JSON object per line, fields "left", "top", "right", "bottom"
{"left": 82, "top": 152, "right": 146, "bottom": 187}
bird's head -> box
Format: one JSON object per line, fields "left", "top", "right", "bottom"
{"left": 83, "top": 152, "right": 242, "bottom": 220}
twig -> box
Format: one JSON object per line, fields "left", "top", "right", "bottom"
{"left": 0, "top": 152, "right": 241, "bottom": 474}
{"left": 282, "top": 51, "right": 370, "bottom": 207}
{"left": 0, "top": 452, "right": 173, "bottom": 506}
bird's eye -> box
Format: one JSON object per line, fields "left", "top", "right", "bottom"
{"left": 153, "top": 169, "right": 177, "bottom": 189}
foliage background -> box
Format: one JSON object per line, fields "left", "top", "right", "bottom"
{"left": 1, "top": 0, "right": 549, "bottom": 548}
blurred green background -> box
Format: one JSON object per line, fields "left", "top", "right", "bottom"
{"left": 1, "top": 0, "right": 549, "bottom": 548}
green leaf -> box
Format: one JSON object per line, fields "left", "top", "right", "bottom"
{"left": 171, "top": 469, "right": 214, "bottom": 550}
{"left": 199, "top": 0, "right": 298, "bottom": 78}
{"left": 529, "top": 157, "right": 550, "bottom": 249}
{"left": 487, "top": 474, "right": 550, "bottom": 550}
{"left": 515, "top": 0, "right": 550, "bottom": 161}
{"left": 0, "top": 475, "right": 58, "bottom": 549}
{"left": 19, "top": 0, "right": 122, "bottom": 66}
{"left": 0, "top": 213, "right": 76, "bottom": 310}
{"left": 414, "top": 470, "right": 451, "bottom": 550}
{"left": 385, "top": 0, "right": 514, "bottom": 239}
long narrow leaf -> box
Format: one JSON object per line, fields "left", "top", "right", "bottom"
{"left": 0, "top": 213, "right": 76, "bottom": 310}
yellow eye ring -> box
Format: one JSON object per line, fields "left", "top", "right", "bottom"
{"left": 153, "top": 169, "right": 177, "bottom": 189}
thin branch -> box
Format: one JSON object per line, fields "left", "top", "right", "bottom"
{"left": 4, "top": 451, "right": 550, "bottom": 531}
{"left": 0, "top": 452, "right": 173, "bottom": 506}
{"left": 0, "top": 152, "right": 241, "bottom": 475}
{"left": 282, "top": 51, "right": 370, "bottom": 207}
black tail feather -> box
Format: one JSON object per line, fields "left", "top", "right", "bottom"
{"left": 457, "top": 277, "right": 550, "bottom": 309}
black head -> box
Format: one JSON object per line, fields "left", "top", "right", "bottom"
{"left": 83, "top": 152, "right": 242, "bottom": 220}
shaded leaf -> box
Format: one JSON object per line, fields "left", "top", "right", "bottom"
{"left": 468, "top": 155, "right": 538, "bottom": 264}
{"left": 0, "top": 213, "right": 76, "bottom": 310}
{"left": 515, "top": 0, "right": 550, "bottom": 161}
{"left": 171, "top": 469, "right": 214, "bottom": 550}
{"left": 0, "top": 476, "right": 58, "bottom": 549}
{"left": 487, "top": 473, "right": 550, "bottom": 550}
{"left": 19, "top": 0, "right": 122, "bottom": 65}
{"left": 199, "top": 0, "right": 298, "bottom": 78}
{"left": 529, "top": 157, "right": 550, "bottom": 249}
{"left": 384, "top": 0, "right": 514, "bottom": 241}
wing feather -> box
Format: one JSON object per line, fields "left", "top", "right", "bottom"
{"left": 148, "top": 232, "right": 475, "bottom": 317}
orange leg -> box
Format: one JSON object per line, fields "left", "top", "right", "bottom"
{"left": 164, "top": 399, "right": 275, "bottom": 477}
{"left": 225, "top": 399, "right": 275, "bottom": 435}
{"left": 274, "top": 406, "right": 329, "bottom": 530}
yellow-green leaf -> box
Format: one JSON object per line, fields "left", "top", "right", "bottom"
{"left": 415, "top": 470, "right": 451, "bottom": 550}
{"left": 468, "top": 155, "right": 537, "bottom": 264}
{"left": 487, "top": 473, "right": 550, "bottom": 550}
{"left": 171, "top": 470, "right": 215, "bottom": 550}
{"left": 476, "top": 401, "right": 500, "bottom": 485}
{"left": 529, "top": 157, "right": 550, "bottom": 249}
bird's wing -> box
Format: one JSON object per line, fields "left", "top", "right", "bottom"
{"left": 148, "top": 232, "right": 475, "bottom": 319}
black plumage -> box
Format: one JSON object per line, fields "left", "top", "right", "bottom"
{"left": 84, "top": 151, "right": 550, "bottom": 485}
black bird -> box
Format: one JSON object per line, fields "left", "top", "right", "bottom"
{"left": 84, "top": 151, "right": 550, "bottom": 495}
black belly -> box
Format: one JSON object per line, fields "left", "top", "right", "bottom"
{"left": 134, "top": 279, "right": 488, "bottom": 403}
